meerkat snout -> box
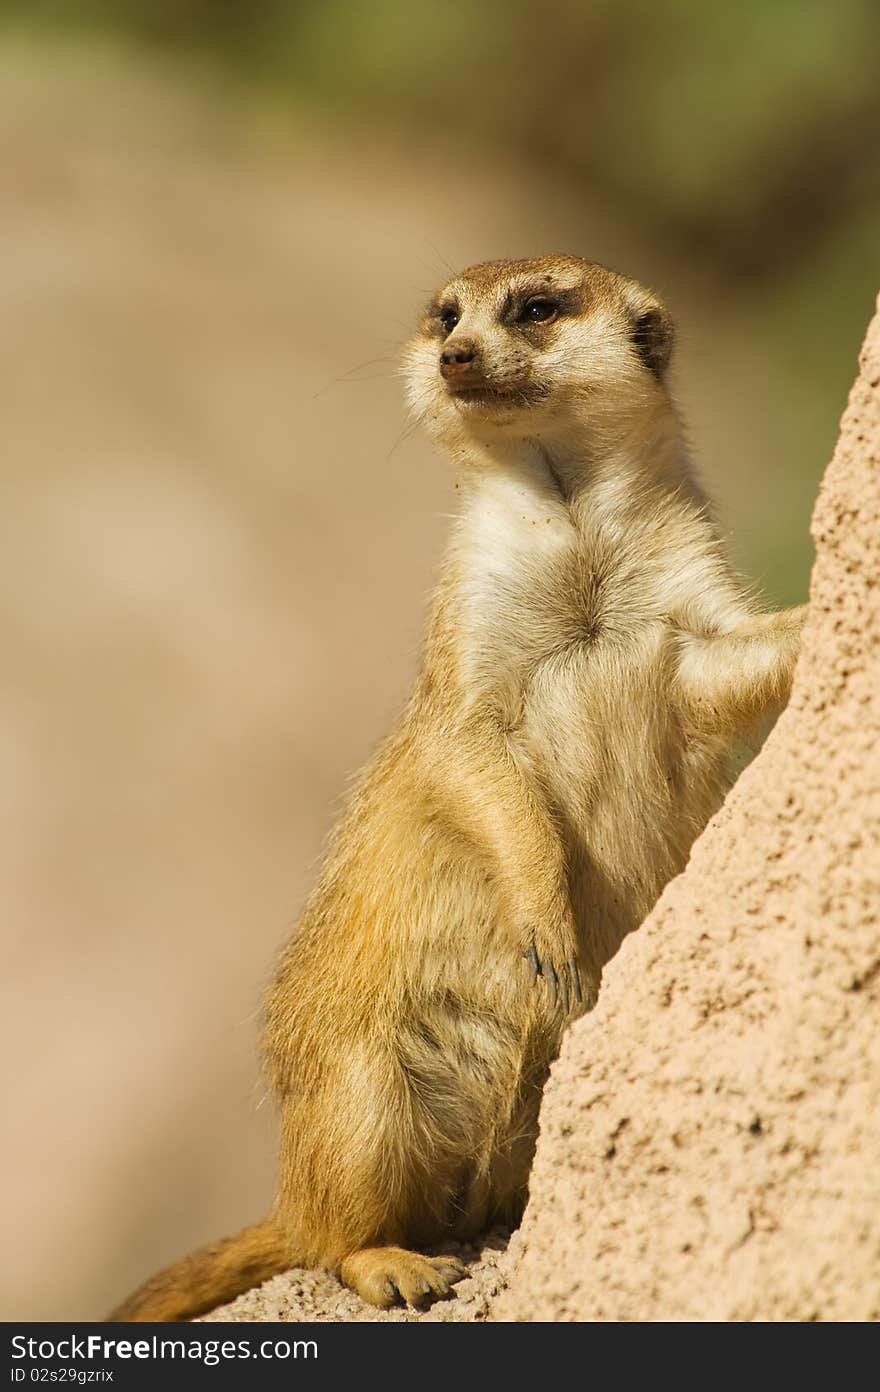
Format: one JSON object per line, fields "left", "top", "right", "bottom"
{"left": 439, "top": 338, "right": 480, "bottom": 376}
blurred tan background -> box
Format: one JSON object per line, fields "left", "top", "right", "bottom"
{"left": 1, "top": 3, "right": 877, "bottom": 1319}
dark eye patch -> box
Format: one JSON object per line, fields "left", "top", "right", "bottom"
{"left": 502, "top": 285, "right": 583, "bottom": 328}
{"left": 424, "top": 300, "right": 461, "bottom": 337}
{"left": 520, "top": 298, "right": 558, "bottom": 324}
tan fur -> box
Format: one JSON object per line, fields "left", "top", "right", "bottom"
{"left": 110, "top": 256, "right": 806, "bottom": 1320}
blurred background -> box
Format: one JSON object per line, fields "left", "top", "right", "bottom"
{"left": 1, "top": 1, "right": 877, "bottom": 1319}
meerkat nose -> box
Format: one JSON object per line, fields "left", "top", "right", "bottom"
{"left": 440, "top": 339, "right": 480, "bottom": 375}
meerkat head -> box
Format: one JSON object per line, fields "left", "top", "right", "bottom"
{"left": 403, "top": 255, "right": 674, "bottom": 452}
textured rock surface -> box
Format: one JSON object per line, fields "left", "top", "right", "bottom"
{"left": 211, "top": 300, "right": 879, "bottom": 1323}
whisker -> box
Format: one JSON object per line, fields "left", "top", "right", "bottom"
{"left": 313, "top": 353, "right": 397, "bottom": 399}
{"left": 386, "top": 401, "right": 425, "bottom": 458}
{"left": 421, "top": 240, "right": 457, "bottom": 281}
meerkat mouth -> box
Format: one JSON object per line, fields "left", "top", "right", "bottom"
{"left": 446, "top": 383, "right": 536, "bottom": 410}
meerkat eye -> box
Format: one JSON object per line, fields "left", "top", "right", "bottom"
{"left": 520, "top": 298, "right": 558, "bottom": 325}
{"left": 438, "top": 305, "right": 460, "bottom": 335}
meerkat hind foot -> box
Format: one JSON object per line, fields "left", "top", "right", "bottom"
{"left": 340, "top": 1247, "right": 466, "bottom": 1308}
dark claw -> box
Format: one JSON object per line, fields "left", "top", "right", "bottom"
{"left": 558, "top": 969, "right": 570, "bottom": 1014}
{"left": 543, "top": 959, "right": 558, "bottom": 1007}
{"left": 568, "top": 957, "right": 583, "bottom": 1004}
{"left": 526, "top": 946, "right": 540, "bottom": 982}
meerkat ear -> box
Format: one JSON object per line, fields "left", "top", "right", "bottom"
{"left": 629, "top": 301, "right": 675, "bottom": 378}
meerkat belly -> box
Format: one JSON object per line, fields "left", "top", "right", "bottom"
{"left": 518, "top": 637, "right": 727, "bottom": 959}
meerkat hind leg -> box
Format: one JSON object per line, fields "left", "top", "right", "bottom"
{"left": 340, "top": 1247, "right": 466, "bottom": 1308}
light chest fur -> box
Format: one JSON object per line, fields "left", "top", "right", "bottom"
{"left": 439, "top": 445, "right": 735, "bottom": 967}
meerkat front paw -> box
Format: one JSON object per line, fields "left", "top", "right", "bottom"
{"left": 523, "top": 924, "right": 583, "bottom": 1016}
{"left": 777, "top": 602, "right": 809, "bottom": 644}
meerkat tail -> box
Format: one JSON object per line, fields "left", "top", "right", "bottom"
{"left": 106, "top": 1217, "right": 291, "bottom": 1322}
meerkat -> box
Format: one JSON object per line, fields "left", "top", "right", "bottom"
{"left": 110, "top": 255, "right": 806, "bottom": 1320}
